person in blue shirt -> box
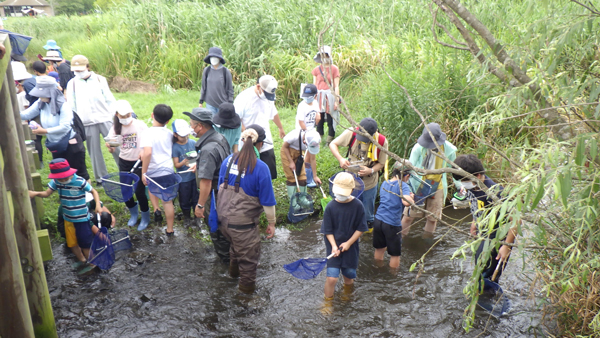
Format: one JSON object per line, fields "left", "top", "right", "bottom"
{"left": 373, "top": 161, "right": 414, "bottom": 269}
{"left": 171, "top": 119, "right": 199, "bottom": 227}
{"left": 216, "top": 125, "right": 277, "bottom": 294}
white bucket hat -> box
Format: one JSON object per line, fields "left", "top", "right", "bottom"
{"left": 11, "top": 61, "right": 32, "bottom": 81}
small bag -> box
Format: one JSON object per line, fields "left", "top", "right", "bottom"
{"left": 45, "top": 131, "right": 71, "bottom": 154}
{"left": 294, "top": 130, "right": 304, "bottom": 176}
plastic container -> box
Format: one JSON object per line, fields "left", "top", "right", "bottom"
{"left": 29, "top": 120, "right": 39, "bottom": 130}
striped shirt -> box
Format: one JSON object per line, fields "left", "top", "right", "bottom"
{"left": 48, "top": 174, "right": 92, "bottom": 223}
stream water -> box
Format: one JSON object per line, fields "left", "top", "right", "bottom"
{"left": 46, "top": 208, "right": 547, "bottom": 337}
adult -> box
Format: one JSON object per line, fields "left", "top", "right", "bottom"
{"left": 401, "top": 123, "right": 459, "bottom": 237}
{"left": 233, "top": 75, "right": 286, "bottom": 179}
{"left": 199, "top": 47, "right": 234, "bottom": 114}
{"left": 312, "top": 45, "right": 341, "bottom": 145}
{"left": 43, "top": 39, "right": 63, "bottom": 60}
{"left": 19, "top": 61, "right": 50, "bottom": 164}
{"left": 11, "top": 61, "right": 32, "bottom": 112}
{"left": 280, "top": 128, "right": 322, "bottom": 200}
{"left": 217, "top": 125, "right": 277, "bottom": 293}
{"left": 20, "top": 76, "right": 89, "bottom": 180}
{"left": 329, "top": 118, "right": 388, "bottom": 229}
{"left": 184, "top": 108, "right": 231, "bottom": 262}
{"left": 43, "top": 50, "right": 74, "bottom": 92}
{"left": 66, "top": 54, "right": 119, "bottom": 185}
{"left": 213, "top": 103, "right": 242, "bottom": 153}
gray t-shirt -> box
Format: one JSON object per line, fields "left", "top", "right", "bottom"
{"left": 199, "top": 66, "right": 234, "bottom": 108}
{"left": 195, "top": 128, "right": 231, "bottom": 182}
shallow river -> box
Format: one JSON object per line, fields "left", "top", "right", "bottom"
{"left": 46, "top": 208, "right": 546, "bottom": 337}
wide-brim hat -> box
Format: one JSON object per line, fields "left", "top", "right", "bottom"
{"left": 203, "top": 47, "right": 226, "bottom": 65}
{"left": 42, "top": 50, "right": 62, "bottom": 61}
{"left": 356, "top": 118, "right": 378, "bottom": 143}
{"left": 11, "top": 61, "right": 32, "bottom": 81}
{"left": 417, "top": 123, "right": 447, "bottom": 149}
{"left": 313, "top": 45, "right": 332, "bottom": 63}
{"left": 213, "top": 103, "right": 240, "bottom": 129}
{"left": 48, "top": 158, "right": 77, "bottom": 179}
{"left": 332, "top": 172, "right": 355, "bottom": 196}
{"left": 184, "top": 108, "right": 214, "bottom": 126}
{"left": 43, "top": 39, "right": 61, "bottom": 50}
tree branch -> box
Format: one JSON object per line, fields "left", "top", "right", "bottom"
{"left": 430, "top": 4, "right": 470, "bottom": 51}
{"left": 570, "top": 0, "right": 600, "bottom": 16}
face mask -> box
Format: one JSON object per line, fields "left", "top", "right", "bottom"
{"left": 462, "top": 181, "right": 476, "bottom": 190}
{"left": 335, "top": 193, "right": 350, "bottom": 202}
{"left": 191, "top": 131, "right": 197, "bottom": 137}
{"left": 75, "top": 70, "right": 90, "bottom": 79}
{"left": 210, "top": 57, "right": 220, "bottom": 66}
{"left": 119, "top": 117, "right": 133, "bottom": 125}
{"left": 304, "top": 96, "right": 315, "bottom": 104}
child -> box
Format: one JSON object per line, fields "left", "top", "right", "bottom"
{"left": 296, "top": 84, "right": 321, "bottom": 131}
{"left": 29, "top": 158, "right": 102, "bottom": 273}
{"left": 105, "top": 100, "right": 150, "bottom": 230}
{"left": 321, "top": 172, "right": 369, "bottom": 307}
{"left": 280, "top": 128, "right": 322, "bottom": 200}
{"left": 373, "top": 161, "right": 414, "bottom": 269}
{"left": 171, "top": 119, "right": 199, "bottom": 227}
{"left": 453, "top": 154, "right": 516, "bottom": 283}
{"left": 312, "top": 45, "right": 340, "bottom": 145}
{"left": 140, "top": 104, "right": 176, "bottom": 235}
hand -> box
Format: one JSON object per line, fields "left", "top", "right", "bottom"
{"left": 142, "top": 174, "right": 148, "bottom": 186}
{"left": 265, "top": 223, "right": 276, "bottom": 239}
{"left": 358, "top": 166, "right": 372, "bottom": 177}
{"left": 32, "top": 127, "right": 47, "bottom": 135}
{"left": 338, "top": 158, "right": 350, "bottom": 169}
{"left": 460, "top": 186, "right": 466, "bottom": 194}
{"left": 496, "top": 245, "right": 512, "bottom": 263}
{"left": 195, "top": 205, "right": 205, "bottom": 218}
{"left": 279, "top": 128, "right": 286, "bottom": 139}
{"left": 410, "top": 192, "right": 415, "bottom": 199}
{"left": 470, "top": 223, "right": 477, "bottom": 237}
{"left": 28, "top": 191, "right": 37, "bottom": 198}
{"left": 338, "top": 242, "right": 350, "bottom": 252}
{"left": 182, "top": 158, "right": 189, "bottom": 166}
{"left": 95, "top": 206, "right": 102, "bottom": 215}
{"left": 289, "top": 161, "right": 296, "bottom": 172}
{"left": 332, "top": 245, "right": 340, "bottom": 257}
{"left": 188, "top": 163, "right": 197, "bottom": 173}
{"left": 105, "top": 142, "right": 114, "bottom": 153}
{"left": 334, "top": 102, "right": 338, "bottom": 110}
{"left": 199, "top": 103, "right": 203, "bottom": 107}
{"left": 313, "top": 176, "right": 322, "bottom": 185}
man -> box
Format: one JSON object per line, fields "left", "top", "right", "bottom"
{"left": 184, "top": 108, "right": 231, "bottom": 263}
{"left": 43, "top": 50, "right": 74, "bottom": 92}
{"left": 330, "top": 118, "right": 388, "bottom": 230}
{"left": 401, "top": 123, "right": 459, "bottom": 238}
{"left": 233, "top": 75, "right": 286, "bottom": 179}
{"left": 66, "top": 54, "right": 119, "bottom": 185}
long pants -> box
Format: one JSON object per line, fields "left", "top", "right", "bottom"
{"left": 359, "top": 184, "right": 378, "bottom": 223}
{"left": 178, "top": 179, "right": 199, "bottom": 214}
{"left": 280, "top": 147, "right": 306, "bottom": 185}
{"left": 222, "top": 225, "right": 261, "bottom": 287}
{"left": 53, "top": 133, "right": 89, "bottom": 181}
{"left": 204, "top": 181, "right": 231, "bottom": 263}
{"left": 475, "top": 238, "right": 510, "bottom": 283}
{"left": 119, "top": 158, "right": 149, "bottom": 212}
{"left": 317, "top": 112, "right": 335, "bottom": 138}
{"left": 85, "top": 121, "right": 120, "bottom": 182}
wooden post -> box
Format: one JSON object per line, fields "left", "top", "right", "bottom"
{"left": 0, "top": 36, "right": 57, "bottom": 337}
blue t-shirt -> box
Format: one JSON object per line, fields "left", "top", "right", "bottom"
{"left": 48, "top": 174, "right": 92, "bottom": 223}
{"left": 172, "top": 139, "right": 197, "bottom": 182}
{"left": 218, "top": 154, "right": 276, "bottom": 206}
{"left": 321, "top": 198, "right": 369, "bottom": 269}
{"left": 375, "top": 180, "right": 411, "bottom": 226}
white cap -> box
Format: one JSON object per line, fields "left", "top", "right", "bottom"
{"left": 259, "top": 75, "right": 278, "bottom": 101}
{"left": 305, "top": 129, "right": 321, "bottom": 155}
{"left": 172, "top": 119, "right": 193, "bottom": 137}
{"left": 112, "top": 100, "right": 134, "bottom": 116}
{"left": 11, "top": 61, "right": 32, "bottom": 81}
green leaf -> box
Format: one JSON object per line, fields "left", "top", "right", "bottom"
{"left": 559, "top": 171, "right": 572, "bottom": 208}
{"left": 409, "top": 262, "right": 417, "bottom": 272}
{"left": 574, "top": 139, "right": 585, "bottom": 166}
{"left": 590, "top": 140, "right": 597, "bottom": 163}
{"left": 531, "top": 176, "right": 546, "bottom": 211}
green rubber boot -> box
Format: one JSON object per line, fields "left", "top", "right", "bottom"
{"left": 287, "top": 185, "right": 297, "bottom": 201}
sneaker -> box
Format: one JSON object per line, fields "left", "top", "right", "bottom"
{"left": 154, "top": 210, "right": 163, "bottom": 223}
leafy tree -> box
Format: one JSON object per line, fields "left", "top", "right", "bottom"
{"left": 55, "top": 0, "right": 95, "bottom": 15}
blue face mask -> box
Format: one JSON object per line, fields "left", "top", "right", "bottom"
{"left": 304, "top": 96, "right": 315, "bottom": 104}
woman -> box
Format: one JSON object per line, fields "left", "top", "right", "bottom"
{"left": 217, "top": 124, "right": 276, "bottom": 293}
{"left": 199, "top": 47, "right": 234, "bottom": 114}
{"left": 20, "top": 75, "right": 89, "bottom": 180}
{"left": 312, "top": 45, "right": 341, "bottom": 145}
{"left": 213, "top": 102, "right": 241, "bottom": 153}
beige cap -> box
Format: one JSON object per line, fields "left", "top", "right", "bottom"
{"left": 71, "top": 55, "right": 89, "bottom": 71}
{"left": 332, "top": 172, "right": 355, "bottom": 196}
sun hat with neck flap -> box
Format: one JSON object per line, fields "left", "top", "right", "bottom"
{"left": 417, "top": 123, "right": 446, "bottom": 149}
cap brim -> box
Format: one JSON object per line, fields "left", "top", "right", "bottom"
{"left": 264, "top": 92, "right": 276, "bottom": 101}
{"left": 332, "top": 185, "right": 352, "bottom": 196}
{"left": 43, "top": 45, "right": 61, "bottom": 50}
{"left": 307, "top": 145, "right": 320, "bottom": 155}
{"left": 71, "top": 65, "right": 87, "bottom": 71}
{"left": 29, "top": 88, "right": 50, "bottom": 98}
{"left": 48, "top": 168, "right": 77, "bottom": 179}
{"left": 301, "top": 92, "right": 316, "bottom": 98}
{"left": 175, "top": 130, "right": 192, "bottom": 137}
{"left": 355, "top": 133, "right": 371, "bottom": 143}
{"left": 43, "top": 57, "right": 62, "bottom": 61}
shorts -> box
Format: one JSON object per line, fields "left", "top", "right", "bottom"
{"left": 73, "top": 221, "right": 94, "bottom": 249}
{"left": 403, "top": 188, "right": 443, "bottom": 222}
{"left": 372, "top": 218, "right": 402, "bottom": 256}
{"left": 326, "top": 267, "right": 357, "bottom": 279}
{"left": 259, "top": 148, "right": 277, "bottom": 180}
{"left": 64, "top": 220, "right": 78, "bottom": 248}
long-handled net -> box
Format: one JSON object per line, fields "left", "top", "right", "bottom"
{"left": 476, "top": 278, "right": 511, "bottom": 318}
{"left": 283, "top": 253, "right": 335, "bottom": 279}
{"left": 288, "top": 170, "right": 314, "bottom": 223}
{"left": 145, "top": 168, "right": 181, "bottom": 202}
{"left": 328, "top": 171, "right": 365, "bottom": 199}
{"left": 101, "top": 160, "right": 141, "bottom": 203}
{"left": 109, "top": 229, "right": 132, "bottom": 252}
{"left": 88, "top": 215, "right": 115, "bottom": 271}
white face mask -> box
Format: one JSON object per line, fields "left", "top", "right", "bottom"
{"left": 462, "top": 181, "right": 476, "bottom": 190}
{"left": 119, "top": 117, "right": 133, "bottom": 125}
{"left": 335, "top": 193, "right": 351, "bottom": 202}
{"left": 75, "top": 70, "right": 90, "bottom": 79}
{"left": 210, "top": 57, "right": 220, "bottom": 66}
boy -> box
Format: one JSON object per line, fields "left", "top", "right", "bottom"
{"left": 296, "top": 84, "right": 321, "bottom": 188}
{"left": 453, "top": 154, "right": 517, "bottom": 282}
{"left": 373, "top": 161, "right": 414, "bottom": 269}
{"left": 141, "top": 104, "right": 176, "bottom": 235}
{"left": 29, "top": 158, "right": 102, "bottom": 273}
{"left": 321, "top": 172, "right": 369, "bottom": 306}
{"left": 171, "top": 119, "right": 199, "bottom": 227}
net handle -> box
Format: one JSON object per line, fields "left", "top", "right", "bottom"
{"left": 112, "top": 235, "right": 130, "bottom": 245}
{"left": 327, "top": 252, "right": 335, "bottom": 259}
{"left": 130, "top": 159, "right": 141, "bottom": 173}
{"left": 144, "top": 174, "right": 166, "bottom": 190}
{"left": 97, "top": 213, "right": 102, "bottom": 229}
{"left": 293, "top": 170, "right": 301, "bottom": 192}
{"left": 89, "top": 245, "right": 107, "bottom": 264}
{"left": 101, "top": 178, "right": 135, "bottom": 188}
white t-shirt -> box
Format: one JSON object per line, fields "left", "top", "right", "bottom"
{"left": 295, "top": 101, "right": 319, "bottom": 130}
{"left": 283, "top": 129, "right": 307, "bottom": 151}
{"left": 107, "top": 119, "right": 148, "bottom": 161}
{"left": 233, "top": 86, "right": 278, "bottom": 152}
{"left": 139, "top": 126, "right": 174, "bottom": 174}
{"left": 17, "top": 91, "right": 29, "bottom": 111}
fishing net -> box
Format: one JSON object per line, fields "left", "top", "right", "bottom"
{"left": 288, "top": 192, "right": 314, "bottom": 223}
{"left": 328, "top": 171, "right": 365, "bottom": 199}
{"left": 146, "top": 169, "right": 181, "bottom": 202}
{"left": 0, "top": 29, "right": 32, "bottom": 56}
{"left": 283, "top": 258, "right": 327, "bottom": 279}
{"left": 477, "top": 279, "right": 511, "bottom": 318}
{"left": 101, "top": 172, "right": 139, "bottom": 203}
{"left": 88, "top": 227, "right": 115, "bottom": 271}
{"left": 109, "top": 229, "right": 132, "bottom": 252}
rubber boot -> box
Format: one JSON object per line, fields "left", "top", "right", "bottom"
{"left": 320, "top": 296, "right": 334, "bottom": 316}
{"left": 182, "top": 209, "right": 192, "bottom": 228}
{"left": 229, "top": 260, "right": 240, "bottom": 278}
{"left": 127, "top": 203, "right": 139, "bottom": 227}
{"left": 287, "top": 185, "right": 296, "bottom": 201}
{"left": 305, "top": 165, "right": 317, "bottom": 188}
{"left": 238, "top": 282, "right": 256, "bottom": 294}
{"left": 138, "top": 210, "right": 151, "bottom": 231}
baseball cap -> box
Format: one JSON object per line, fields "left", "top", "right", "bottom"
{"left": 113, "top": 100, "right": 134, "bottom": 115}
{"left": 332, "top": 172, "right": 355, "bottom": 196}
{"left": 172, "top": 119, "right": 193, "bottom": 137}
{"left": 305, "top": 129, "right": 321, "bottom": 155}
{"left": 184, "top": 107, "right": 214, "bottom": 126}
{"left": 71, "top": 55, "right": 89, "bottom": 71}
{"left": 259, "top": 75, "right": 277, "bottom": 101}
{"left": 245, "top": 124, "right": 266, "bottom": 143}
{"left": 355, "top": 118, "right": 378, "bottom": 142}
{"left": 301, "top": 83, "right": 318, "bottom": 97}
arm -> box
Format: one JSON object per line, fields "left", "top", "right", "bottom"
{"left": 66, "top": 81, "right": 75, "bottom": 111}
{"left": 314, "top": 110, "right": 321, "bottom": 125}
{"left": 312, "top": 75, "right": 318, "bottom": 86}
{"left": 272, "top": 114, "right": 285, "bottom": 139}
{"left": 226, "top": 69, "right": 234, "bottom": 103}
{"left": 194, "top": 178, "right": 212, "bottom": 218}
{"left": 20, "top": 101, "right": 41, "bottom": 121}
{"left": 42, "top": 104, "right": 73, "bottom": 136}
{"left": 338, "top": 230, "right": 364, "bottom": 252}
{"left": 329, "top": 136, "right": 350, "bottom": 169}
{"left": 334, "top": 76, "right": 340, "bottom": 110}
{"left": 326, "top": 234, "right": 340, "bottom": 256}
{"left": 29, "top": 188, "right": 54, "bottom": 198}
{"left": 199, "top": 67, "right": 206, "bottom": 105}
{"left": 232, "top": 144, "right": 238, "bottom": 153}
{"left": 497, "top": 221, "right": 518, "bottom": 262}
{"left": 141, "top": 146, "right": 152, "bottom": 185}
{"left": 298, "top": 120, "right": 307, "bottom": 130}
{"left": 263, "top": 205, "right": 276, "bottom": 239}
{"left": 172, "top": 156, "right": 189, "bottom": 169}
{"left": 91, "top": 188, "right": 102, "bottom": 214}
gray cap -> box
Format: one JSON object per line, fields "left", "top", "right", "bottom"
{"left": 184, "top": 108, "right": 214, "bottom": 126}
{"left": 417, "top": 123, "right": 446, "bottom": 149}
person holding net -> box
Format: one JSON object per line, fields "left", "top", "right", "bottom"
{"left": 280, "top": 128, "right": 322, "bottom": 201}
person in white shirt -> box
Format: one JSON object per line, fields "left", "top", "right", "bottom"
{"left": 296, "top": 83, "right": 320, "bottom": 130}
{"left": 66, "top": 54, "right": 119, "bottom": 185}
{"left": 233, "top": 75, "right": 285, "bottom": 179}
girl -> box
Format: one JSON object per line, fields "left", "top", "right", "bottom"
{"left": 105, "top": 100, "right": 150, "bottom": 230}
{"left": 312, "top": 45, "right": 341, "bottom": 145}
{"left": 171, "top": 119, "right": 199, "bottom": 226}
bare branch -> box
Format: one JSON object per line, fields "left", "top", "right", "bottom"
{"left": 430, "top": 4, "right": 470, "bottom": 51}
{"left": 570, "top": 0, "right": 600, "bottom": 16}
{"left": 467, "top": 131, "right": 523, "bottom": 169}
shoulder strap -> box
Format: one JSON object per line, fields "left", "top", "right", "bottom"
{"left": 346, "top": 132, "right": 356, "bottom": 158}
{"left": 298, "top": 129, "right": 305, "bottom": 158}
{"left": 203, "top": 66, "right": 210, "bottom": 89}
{"left": 223, "top": 156, "right": 235, "bottom": 190}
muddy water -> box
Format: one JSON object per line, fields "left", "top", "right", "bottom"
{"left": 46, "top": 208, "right": 546, "bottom": 337}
